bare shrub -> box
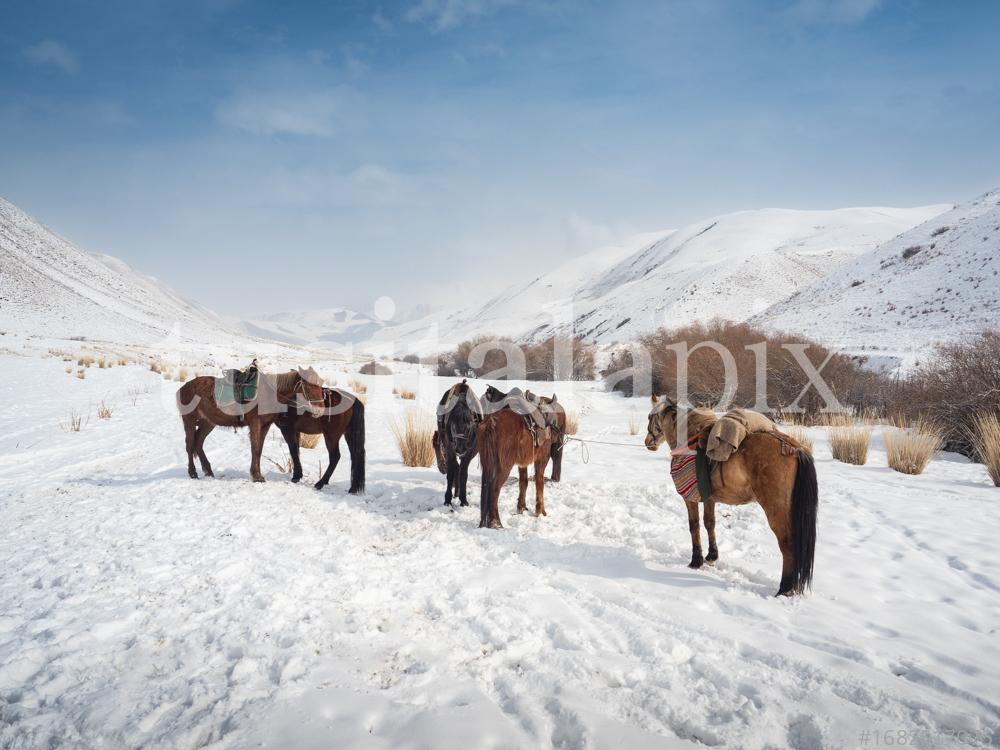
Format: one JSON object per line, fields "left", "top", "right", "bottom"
{"left": 150, "top": 360, "right": 162, "bottom": 374}
{"left": 97, "top": 356, "right": 108, "bottom": 369}
{"left": 884, "top": 421, "right": 941, "bottom": 475}
{"left": 970, "top": 413, "right": 1000, "bottom": 486}
{"left": 76, "top": 368, "right": 86, "bottom": 380}
{"left": 399, "top": 389, "right": 417, "bottom": 400}
{"left": 888, "top": 330, "right": 1000, "bottom": 456}
{"left": 830, "top": 425, "right": 871, "bottom": 465}
{"left": 564, "top": 410, "right": 579, "bottom": 435}
{"left": 402, "top": 354, "right": 420, "bottom": 364}
{"left": 437, "top": 335, "right": 596, "bottom": 380}
{"left": 390, "top": 410, "right": 435, "bottom": 467}
{"left": 359, "top": 361, "right": 392, "bottom": 375}
{"left": 97, "top": 401, "right": 113, "bottom": 420}
{"left": 627, "top": 412, "right": 641, "bottom": 436}
{"left": 299, "top": 433, "right": 321, "bottom": 449}
{"left": 602, "top": 319, "right": 879, "bottom": 419}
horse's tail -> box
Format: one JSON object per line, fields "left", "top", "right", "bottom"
{"left": 478, "top": 417, "right": 499, "bottom": 528}
{"left": 549, "top": 437, "right": 564, "bottom": 482}
{"left": 790, "top": 448, "right": 818, "bottom": 593}
{"left": 346, "top": 397, "right": 366, "bottom": 494}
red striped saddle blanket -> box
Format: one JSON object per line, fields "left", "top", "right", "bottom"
{"left": 670, "top": 436, "right": 703, "bottom": 503}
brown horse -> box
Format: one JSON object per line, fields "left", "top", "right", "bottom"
{"left": 477, "top": 390, "right": 559, "bottom": 528}
{"left": 645, "top": 396, "right": 818, "bottom": 596}
{"left": 176, "top": 367, "right": 324, "bottom": 482}
{"left": 433, "top": 381, "right": 483, "bottom": 508}
{"left": 277, "top": 387, "right": 366, "bottom": 493}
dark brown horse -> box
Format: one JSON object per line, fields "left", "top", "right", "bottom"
{"left": 176, "top": 367, "right": 324, "bottom": 482}
{"left": 477, "top": 387, "right": 558, "bottom": 528}
{"left": 277, "top": 387, "right": 366, "bottom": 493}
{"left": 645, "top": 396, "right": 818, "bottom": 596}
{"left": 432, "top": 380, "right": 482, "bottom": 507}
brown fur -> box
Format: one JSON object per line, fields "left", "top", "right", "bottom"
{"left": 477, "top": 409, "right": 556, "bottom": 528}
{"left": 176, "top": 368, "right": 324, "bottom": 482}
{"left": 532, "top": 393, "right": 567, "bottom": 482}
{"left": 646, "top": 396, "right": 818, "bottom": 596}
{"left": 278, "top": 388, "right": 366, "bottom": 493}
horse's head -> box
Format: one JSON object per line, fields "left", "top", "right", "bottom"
{"left": 296, "top": 366, "right": 326, "bottom": 416}
{"left": 439, "top": 381, "right": 482, "bottom": 456}
{"left": 645, "top": 394, "right": 679, "bottom": 451}
{"left": 483, "top": 384, "right": 507, "bottom": 403}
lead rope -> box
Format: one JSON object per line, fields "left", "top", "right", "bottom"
{"left": 563, "top": 435, "right": 644, "bottom": 464}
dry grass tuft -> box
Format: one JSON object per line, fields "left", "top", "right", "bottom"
{"left": 969, "top": 413, "right": 1000, "bottom": 487}
{"left": 349, "top": 378, "right": 368, "bottom": 395}
{"left": 78, "top": 354, "right": 95, "bottom": 367}
{"left": 298, "top": 432, "right": 322, "bottom": 449}
{"left": 784, "top": 426, "right": 813, "bottom": 454}
{"left": 390, "top": 410, "right": 436, "bottom": 467}
{"left": 829, "top": 424, "right": 871, "bottom": 465}
{"left": 63, "top": 411, "right": 85, "bottom": 432}
{"left": 564, "top": 409, "right": 579, "bottom": 435}
{"left": 65, "top": 366, "right": 73, "bottom": 374}
{"left": 399, "top": 389, "right": 417, "bottom": 400}
{"left": 150, "top": 360, "right": 162, "bottom": 374}
{"left": 176, "top": 367, "right": 188, "bottom": 382}
{"left": 884, "top": 421, "right": 942, "bottom": 475}
{"left": 627, "top": 412, "right": 641, "bottom": 436}
{"left": 76, "top": 368, "right": 86, "bottom": 380}
{"left": 97, "top": 401, "right": 114, "bottom": 420}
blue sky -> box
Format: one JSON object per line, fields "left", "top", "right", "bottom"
{"left": 2, "top": 0, "right": 998, "bottom": 318}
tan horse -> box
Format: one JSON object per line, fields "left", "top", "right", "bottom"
{"left": 645, "top": 396, "right": 818, "bottom": 596}
{"left": 176, "top": 367, "right": 324, "bottom": 482}
{"left": 477, "top": 408, "right": 557, "bottom": 528}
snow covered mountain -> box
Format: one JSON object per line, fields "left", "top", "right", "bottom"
{"left": 239, "top": 307, "right": 383, "bottom": 346}
{"left": 754, "top": 189, "right": 1000, "bottom": 362}
{"left": 0, "top": 198, "right": 244, "bottom": 347}
{"left": 364, "top": 204, "right": 948, "bottom": 353}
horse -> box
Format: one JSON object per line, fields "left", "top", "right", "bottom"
{"left": 432, "top": 380, "right": 482, "bottom": 507}
{"left": 277, "top": 387, "right": 366, "bottom": 493}
{"left": 645, "top": 396, "right": 818, "bottom": 597}
{"left": 176, "top": 366, "right": 325, "bottom": 482}
{"left": 483, "top": 385, "right": 566, "bottom": 481}
{"left": 477, "top": 386, "right": 559, "bottom": 528}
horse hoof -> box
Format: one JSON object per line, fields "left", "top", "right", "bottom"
{"left": 688, "top": 559, "right": 704, "bottom": 569}
{"left": 535, "top": 509, "right": 547, "bottom": 517}
{"left": 252, "top": 476, "right": 266, "bottom": 483}
{"left": 775, "top": 589, "right": 795, "bottom": 597}
{"left": 204, "top": 471, "right": 214, "bottom": 478}
{"left": 480, "top": 519, "right": 504, "bottom": 530}
{"left": 313, "top": 482, "right": 325, "bottom": 491}
{"left": 291, "top": 476, "right": 301, "bottom": 484}
{"left": 444, "top": 500, "right": 453, "bottom": 507}
{"left": 706, "top": 550, "right": 718, "bottom": 563}
{"left": 188, "top": 473, "right": 198, "bottom": 479}
{"left": 460, "top": 501, "right": 469, "bottom": 507}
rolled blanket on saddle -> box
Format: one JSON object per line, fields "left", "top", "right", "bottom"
{"left": 705, "top": 408, "right": 777, "bottom": 462}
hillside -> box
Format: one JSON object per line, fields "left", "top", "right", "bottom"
{"left": 755, "top": 190, "right": 999, "bottom": 365}
{"left": 239, "top": 307, "right": 383, "bottom": 347}
{"left": 0, "top": 198, "right": 247, "bottom": 349}
{"left": 364, "top": 204, "right": 948, "bottom": 353}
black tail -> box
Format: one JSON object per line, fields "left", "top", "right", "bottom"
{"left": 549, "top": 439, "right": 563, "bottom": 482}
{"left": 346, "top": 398, "right": 366, "bottom": 494}
{"left": 478, "top": 419, "right": 499, "bottom": 528}
{"left": 790, "top": 449, "right": 818, "bottom": 593}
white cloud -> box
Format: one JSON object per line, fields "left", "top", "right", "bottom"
{"left": 404, "top": 0, "right": 514, "bottom": 31}
{"left": 215, "top": 90, "right": 340, "bottom": 136}
{"left": 24, "top": 40, "right": 79, "bottom": 74}
{"left": 788, "top": 0, "right": 881, "bottom": 24}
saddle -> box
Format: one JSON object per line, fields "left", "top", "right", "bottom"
{"left": 214, "top": 362, "right": 260, "bottom": 416}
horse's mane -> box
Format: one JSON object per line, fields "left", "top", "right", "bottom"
{"left": 274, "top": 370, "right": 299, "bottom": 392}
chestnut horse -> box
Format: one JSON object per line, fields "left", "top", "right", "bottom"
{"left": 176, "top": 367, "right": 324, "bottom": 482}
{"left": 482, "top": 385, "right": 566, "bottom": 482}
{"left": 432, "top": 380, "right": 483, "bottom": 507}
{"left": 277, "top": 387, "right": 366, "bottom": 493}
{"left": 477, "top": 387, "right": 559, "bottom": 528}
{"left": 645, "top": 396, "right": 818, "bottom": 596}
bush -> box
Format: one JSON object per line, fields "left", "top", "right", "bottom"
{"left": 359, "top": 361, "right": 392, "bottom": 375}
{"left": 884, "top": 421, "right": 941, "bottom": 475}
{"left": 399, "top": 389, "right": 417, "bottom": 400}
{"left": 564, "top": 410, "right": 579, "bottom": 435}
{"left": 402, "top": 354, "right": 420, "bottom": 364}
{"left": 348, "top": 379, "right": 368, "bottom": 395}
{"left": 299, "top": 433, "right": 321, "bottom": 449}
{"left": 830, "top": 425, "right": 871, "bottom": 465}
{"left": 887, "top": 330, "right": 1000, "bottom": 456}
{"left": 437, "top": 335, "right": 595, "bottom": 380}
{"left": 970, "top": 413, "right": 1000, "bottom": 486}
{"left": 603, "top": 319, "right": 880, "bottom": 418}
{"left": 390, "top": 410, "right": 435, "bottom": 467}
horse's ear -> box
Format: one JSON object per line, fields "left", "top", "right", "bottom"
{"left": 650, "top": 394, "right": 660, "bottom": 405}
{"left": 551, "top": 394, "right": 557, "bottom": 403}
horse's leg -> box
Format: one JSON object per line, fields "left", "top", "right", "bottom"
{"left": 445, "top": 454, "right": 458, "bottom": 507}
{"left": 516, "top": 467, "right": 528, "bottom": 514}
{"left": 314, "top": 430, "right": 339, "bottom": 490}
{"left": 704, "top": 499, "right": 718, "bottom": 563}
{"left": 195, "top": 420, "right": 215, "bottom": 477}
{"left": 458, "top": 455, "right": 471, "bottom": 507}
{"left": 760, "top": 499, "right": 795, "bottom": 596}
{"left": 249, "top": 419, "right": 267, "bottom": 482}
{"left": 533, "top": 454, "right": 548, "bottom": 517}
{"left": 277, "top": 421, "right": 303, "bottom": 483}
{"left": 686, "top": 500, "right": 704, "bottom": 568}
{"left": 183, "top": 416, "right": 199, "bottom": 479}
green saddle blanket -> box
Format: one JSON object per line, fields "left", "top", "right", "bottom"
{"left": 214, "top": 368, "right": 259, "bottom": 405}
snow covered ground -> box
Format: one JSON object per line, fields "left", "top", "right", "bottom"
{"left": 1, "top": 350, "right": 999, "bottom": 749}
